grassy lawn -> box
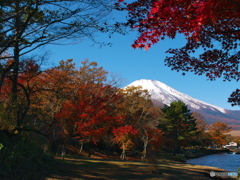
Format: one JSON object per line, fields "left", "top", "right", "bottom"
{"left": 44, "top": 154, "right": 236, "bottom": 180}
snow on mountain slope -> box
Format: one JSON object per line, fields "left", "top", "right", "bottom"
{"left": 126, "top": 79, "right": 226, "bottom": 113}
{"left": 125, "top": 79, "right": 240, "bottom": 129}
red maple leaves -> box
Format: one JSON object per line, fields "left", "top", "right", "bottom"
{"left": 120, "top": 0, "right": 240, "bottom": 104}
{"left": 124, "top": 0, "right": 240, "bottom": 50}
{"left": 113, "top": 125, "right": 138, "bottom": 149}
{"left": 55, "top": 84, "right": 122, "bottom": 143}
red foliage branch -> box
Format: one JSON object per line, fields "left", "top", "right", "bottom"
{"left": 55, "top": 84, "right": 123, "bottom": 144}
{"left": 118, "top": 0, "right": 240, "bottom": 104}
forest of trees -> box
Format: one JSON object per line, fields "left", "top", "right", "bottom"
{"left": 0, "top": 57, "right": 234, "bottom": 178}
{"left": 0, "top": 0, "right": 239, "bottom": 179}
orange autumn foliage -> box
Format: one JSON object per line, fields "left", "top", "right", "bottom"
{"left": 208, "top": 121, "right": 232, "bottom": 146}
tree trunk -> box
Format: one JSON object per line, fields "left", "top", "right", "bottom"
{"left": 120, "top": 143, "right": 127, "bottom": 160}
{"left": 79, "top": 141, "right": 83, "bottom": 154}
{"left": 61, "top": 144, "right": 65, "bottom": 160}
{"left": 173, "top": 127, "right": 178, "bottom": 156}
{"left": 12, "top": 1, "right": 21, "bottom": 127}
{"left": 141, "top": 139, "right": 148, "bottom": 161}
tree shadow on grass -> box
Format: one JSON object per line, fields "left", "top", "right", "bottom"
{"left": 45, "top": 156, "right": 236, "bottom": 180}
{"left": 45, "top": 156, "right": 163, "bottom": 180}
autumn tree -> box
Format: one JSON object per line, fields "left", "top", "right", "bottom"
{"left": 117, "top": 86, "right": 163, "bottom": 159}
{"left": 51, "top": 59, "right": 123, "bottom": 154}
{"left": 117, "top": 86, "right": 155, "bottom": 126}
{"left": 208, "top": 121, "right": 232, "bottom": 147}
{"left": 0, "top": 58, "right": 117, "bottom": 153}
{"left": 35, "top": 58, "right": 109, "bottom": 116}
{"left": 0, "top": 0, "right": 123, "bottom": 132}
{"left": 159, "top": 100, "right": 198, "bottom": 156}
{"left": 117, "top": 0, "right": 240, "bottom": 104}
{"left": 191, "top": 112, "right": 212, "bottom": 147}
{"left": 54, "top": 84, "right": 122, "bottom": 156}
{"left": 113, "top": 125, "right": 139, "bottom": 160}
{"left": 138, "top": 106, "right": 163, "bottom": 161}
{"left": 22, "top": 59, "right": 80, "bottom": 152}
{"left": 0, "top": 59, "right": 43, "bottom": 132}
{"left": 0, "top": 59, "right": 51, "bottom": 179}
{"left": 140, "top": 127, "right": 163, "bottom": 161}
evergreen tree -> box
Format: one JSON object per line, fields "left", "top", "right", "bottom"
{"left": 159, "top": 100, "right": 197, "bottom": 156}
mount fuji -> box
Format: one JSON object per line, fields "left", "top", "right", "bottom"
{"left": 126, "top": 79, "right": 240, "bottom": 129}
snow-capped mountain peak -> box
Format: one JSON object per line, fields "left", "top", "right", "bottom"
{"left": 126, "top": 79, "right": 226, "bottom": 114}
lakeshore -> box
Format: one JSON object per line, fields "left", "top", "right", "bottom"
{"left": 183, "top": 149, "right": 230, "bottom": 159}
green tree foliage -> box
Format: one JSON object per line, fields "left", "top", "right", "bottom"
{"left": 159, "top": 100, "right": 197, "bottom": 155}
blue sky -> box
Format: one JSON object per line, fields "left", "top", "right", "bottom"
{"left": 42, "top": 30, "right": 240, "bottom": 111}
{"left": 37, "top": 7, "right": 240, "bottom": 111}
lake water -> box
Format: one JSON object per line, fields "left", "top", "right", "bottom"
{"left": 186, "top": 153, "right": 240, "bottom": 172}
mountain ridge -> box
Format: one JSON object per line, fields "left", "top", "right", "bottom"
{"left": 125, "top": 79, "right": 240, "bottom": 129}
